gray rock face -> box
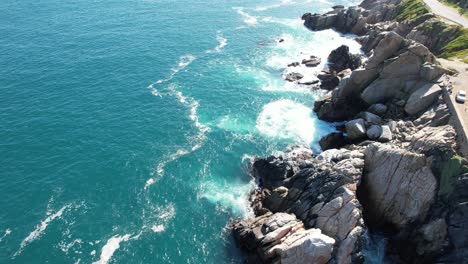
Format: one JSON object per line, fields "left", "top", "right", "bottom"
{"left": 420, "top": 63, "right": 448, "bottom": 81}
{"left": 415, "top": 219, "right": 447, "bottom": 256}
{"left": 366, "top": 125, "right": 382, "bottom": 139}
{"left": 319, "top": 132, "right": 348, "bottom": 151}
{"left": 252, "top": 156, "right": 294, "bottom": 189}
{"left": 302, "top": 7, "right": 364, "bottom": 35}
{"left": 363, "top": 143, "right": 437, "bottom": 228}
{"left": 240, "top": 146, "right": 367, "bottom": 263}
{"left": 413, "top": 102, "right": 451, "bottom": 127}
{"left": 328, "top": 45, "right": 362, "bottom": 72}
{"left": 409, "top": 125, "right": 456, "bottom": 152}
{"left": 366, "top": 31, "right": 404, "bottom": 69}
{"left": 232, "top": 212, "right": 335, "bottom": 264}
{"left": 377, "top": 125, "right": 392, "bottom": 142}
{"left": 379, "top": 51, "right": 423, "bottom": 80}
{"left": 404, "top": 83, "right": 442, "bottom": 115}
{"left": 367, "top": 103, "right": 387, "bottom": 115}
{"left": 346, "top": 118, "right": 367, "bottom": 140}
{"left": 361, "top": 78, "right": 403, "bottom": 104}
{"left": 362, "top": 111, "right": 382, "bottom": 124}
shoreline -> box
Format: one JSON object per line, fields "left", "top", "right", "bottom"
{"left": 231, "top": 0, "right": 468, "bottom": 263}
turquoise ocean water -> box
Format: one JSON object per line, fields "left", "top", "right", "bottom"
{"left": 0, "top": 0, "right": 362, "bottom": 263}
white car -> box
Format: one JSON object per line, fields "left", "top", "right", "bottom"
{"left": 456, "top": 90, "right": 466, "bottom": 103}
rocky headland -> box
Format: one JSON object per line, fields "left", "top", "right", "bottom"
{"left": 231, "top": 0, "right": 468, "bottom": 263}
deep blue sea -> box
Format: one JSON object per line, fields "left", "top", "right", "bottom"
{"left": 0, "top": 0, "right": 362, "bottom": 263}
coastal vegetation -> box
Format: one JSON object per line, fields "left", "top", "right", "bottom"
{"left": 395, "top": 0, "right": 430, "bottom": 21}
{"left": 396, "top": 0, "right": 468, "bottom": 62}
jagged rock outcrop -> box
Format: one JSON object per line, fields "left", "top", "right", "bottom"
{"left": 363, "top": 143, "right": 437, "bottom": 228}
{"left": 404, "top": 83, "right": 442, "bottom": 116}
{"left": 316, "top": 45, "right": 362, "bottom": 90}
{"left": 233, "top": 1, "right": 467, "bottom": 262}
{"left": 235, "top": 147, "right": 367, "bottom": 263}
{"left": 328, "top": 45, "right": 362, "bottom": 72}
{"left": 232, "top": 212, "right": 335, "bottom": 263}
{"left": 315, "top": 31, "right": 444, "bottom": 122}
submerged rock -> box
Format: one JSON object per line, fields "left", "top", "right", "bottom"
{"left": 284, "top": 72, "right": 304, "bottom": 82}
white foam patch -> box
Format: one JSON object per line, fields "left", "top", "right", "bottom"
{"left": 215, "top": 115, "right": 255, "bottom": 134}
{"left": 148, "top": 54, "right": 196, "bottom": 92}
{"left": 147, "top": 81, "right": 210, "bottom": 186}
{"left": 233, "top": 7, "right": 258, "bottom": 26}
{"left": 150, "top": 225, "right": 165, "bottom": 233}
{"left": 92, "top": 234, "right": 131, "bottom": 264}
{"left": 241, "top": 154, "right": 255, "bottom": 163}
{"left": 144, "top": 203, "right": 176, "bottom": 234}
{"left": 256, "top": 99, "right": 315, "bottom": 144}
{"left": 206, "top": 32, "right": 227, "bottom": 54}
{"left": 255, "top": 0, "right": 294, "bottom": 11}
{"left": 200, "top": 180, "right": 254, "bottom": 217}
{"left": 58, "top": 238, "right": 83, "bottom": 254}
{"left": 144, "top": 178, "right": 156, "bottom": 190}
{"left": 15, "top": 204, "right": 72, "bottom": 256}
{"left": 0, "top": 229, "right": 11, "bottom": 242}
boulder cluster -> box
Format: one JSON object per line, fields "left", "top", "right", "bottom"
{"left": 231, "top": 0, "right": 468, "bottom": 263}
{"left": 233, "top": 146, "right": 366, "bottom": 263}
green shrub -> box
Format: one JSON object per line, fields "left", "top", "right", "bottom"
{"left": 438, "top": 155, "right": 466, "bottom": 199}
{"left": 439, "top": 28, "right": 468, "bottom": 63}
{"left": 395, "top": 0, "right": 431, "bottom": 21}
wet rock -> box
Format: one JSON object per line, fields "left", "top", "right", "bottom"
{"left": 284, "top": 72, "right": 304, "bottom": 82}
{"left": 328, "top": 45, "right": 362, "bottom": 72}
{"left": 346, "top": 118, "right": 367, "bottom": 140}
{"left": 317, "top": 72, "right": 340, "bottom": 90}
{"left": 319, "top": 132, "right": 349, "bottom": 151}
{"left": 252, "top": 156, "right": 294, "bottom": 189}
{"left": 288, "top": 62, "right": 300, "bottom": 67}
{"left": 366, "top": 125, "right": 382, "bottom": 140}
{"left": 302, "top": 56, "right": 321, "bottom": 67}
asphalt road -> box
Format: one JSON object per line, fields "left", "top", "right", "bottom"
{"left": 423, "top": 0, "right": 468, "bottom": 27}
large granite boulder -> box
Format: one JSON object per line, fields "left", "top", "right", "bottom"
{"left": 346, "top": 118, "right": 367, "bottom": 140}
{"left": 363, "top": 143, "right": 437, "bottom": 228}
{"left": 404, "top": 83, "right": 442, "bottom": 116}
{"left": 365, "top": 31, "right": 404, "bottom": 69}
{"left": 361, "top": 78, "right": 403, "bottom": 105}
{"left": 328, "top": 45, "right": 362, "bottom": 72}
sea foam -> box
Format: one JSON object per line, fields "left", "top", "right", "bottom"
{"left": 233, "top": 7, "right": 258, "bottom": 26}
{"left": 206, "top": 32, "right": 227, "bottom": 54}
{"left": 0, "top": 229, "right": 11, "bottom": 243}
{"left": 92, "top": 234, "right": 131, "bottom": 264}
{"left": 15, "top": 204, "right": 73, "bottom": 256}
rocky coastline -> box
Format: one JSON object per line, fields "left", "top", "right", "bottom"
{"left": 231, "top": 0, "right": 468, "bottom": 263}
